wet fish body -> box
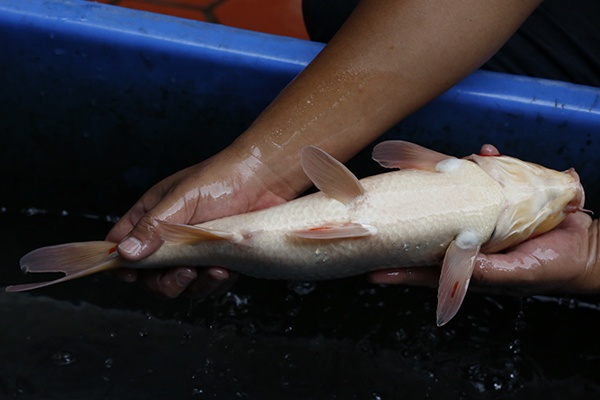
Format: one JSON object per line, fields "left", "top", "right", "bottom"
{"left": 6, "top": 141, "right": 584, "bottom": 325}
{"left": 147, "top": 161, "right": 501, "bottom": 279}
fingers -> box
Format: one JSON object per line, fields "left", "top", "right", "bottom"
{"left": 186, "top": 268, "right": 239, "bottom": 300}
{"left": 479, "top": 144, "right": 500, "bottom": 156}
{"left": 471, "top": 251, "right": 577, "bottom": 296}
{"left": 368, "top": 267, "right": 439, "bottom": 287}
{"left": 105, "top": 195, "right": 166, "bottom": 261}
{"left": 472, "top": 252, "right": 538, "bottom": 288}
{"left": 473, "top": 212, "right": 594, "bottom": 292}
{"left": 137, "top": 267, "right": 236, "bottom": 299}
{"left": 112, "top": 268, "right": 139, "bottom": 283}
{"left": 105, "top": 182, "right": 167, "bottom": 243}
{"left": 141, "top": 267, "right": 198, "bottom": 299}
{"left": 368, "top": 259, "right": 546, "bottom": 296}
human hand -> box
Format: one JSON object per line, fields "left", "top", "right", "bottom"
{"left": 368, "top": 212, "right": 600, "bottom": 295}
{"left": 106, "top": 148, "right": 289, "bottom": 299}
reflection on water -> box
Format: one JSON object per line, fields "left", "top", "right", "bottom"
{"left": 1, "top": 208, "right": 600, "bottom": 399}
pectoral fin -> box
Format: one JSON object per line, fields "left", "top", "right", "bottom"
{"left": 436, "top": 237, "right": 481, "bottom": 326}
{"left": 301, "top": 146, "right": 365, "bottom": 206}
{"left": 372, "top": 141, "right": 453, "bottom": 171}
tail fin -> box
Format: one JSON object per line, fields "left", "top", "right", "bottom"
{"left": 5, "top": 241, "right": 121, "bottom": 292}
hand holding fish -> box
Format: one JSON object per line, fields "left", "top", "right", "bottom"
{"left": 476, "top": 212, "right": 599, "bottom": 294}
{"left": 370, "top": 146, "right": 600, "bottom": 294}
{"left": 104, "top": 147, "right": 292, "bottom": 298}
{"left": 369, "top": 211, "right": 600, "bottom": 295}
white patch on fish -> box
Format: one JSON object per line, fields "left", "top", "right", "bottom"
{"left": 5, "top": 141, "right": 585, "bottom": 326}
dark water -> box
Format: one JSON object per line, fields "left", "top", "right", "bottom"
{"left": 1, "top": 208, "right": 600, "bottom": 399}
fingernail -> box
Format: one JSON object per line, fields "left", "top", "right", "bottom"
{"left": 207, "top": 267, "right": 229, "bottom": 281}
{"left": 118, "top": 237, "right": 143, "bottom": 257}
{"left": 176, "top": 270, "right": 196, "bottom": 288}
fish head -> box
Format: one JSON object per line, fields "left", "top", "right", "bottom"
{"left": 468, "top": 153, "right": 585, "bottom": 253}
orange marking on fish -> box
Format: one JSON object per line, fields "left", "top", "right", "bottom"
{"left": 451, "top": 281, "right": 459, "bottom": 298}
{"left": 108, "top": 246, "right": 118, "bottom": 255}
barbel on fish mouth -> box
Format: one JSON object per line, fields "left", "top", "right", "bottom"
{"left": 5, "top": 141, "right": 585, "bottom": 326}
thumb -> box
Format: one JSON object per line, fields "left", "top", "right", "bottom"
{"left": 117, "top": 214, "right": 164, "bottom": 261}
{"left": 111, "top": 180, "right": 200, "bottom": 261}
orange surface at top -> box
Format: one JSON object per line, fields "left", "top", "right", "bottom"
{"left": 90, "top": 0, "right": 309, "bottom": 40}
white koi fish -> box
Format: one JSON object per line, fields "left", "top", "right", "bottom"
{"left": 6, "top": 141, "right": 585, "bottom": 325}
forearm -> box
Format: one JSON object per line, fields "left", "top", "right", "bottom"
{"left": 229, "top": 0, "right": 541, "bottom": 199}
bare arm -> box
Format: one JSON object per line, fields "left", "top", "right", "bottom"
{"left": 108, "top": 0, "right": 543, "bottom": 297}
{"left": 231, "top": 0, "right": 542, "bottom": 197}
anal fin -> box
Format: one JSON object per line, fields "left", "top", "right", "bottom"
{"left": 290, "top": 222, "right": 376, "bottom": 240}
{"left": 158, "top": 221, "right": 234, "bottom": 244}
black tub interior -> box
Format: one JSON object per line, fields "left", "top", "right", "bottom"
{"left": 2, "top": 1, "right": 600, "bottom": 399}
{"left": 3, "top": 212, "right": 600, "bottom": 399}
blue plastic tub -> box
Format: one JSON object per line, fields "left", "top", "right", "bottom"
{"left": 1, "top": 1, "right": 600, "bottom": 399}
{"left": 1, "top": 0, "right": 599, "bottom": 213}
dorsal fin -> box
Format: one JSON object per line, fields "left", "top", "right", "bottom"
{"left": 372, "top": 141, "right": 452, "bottom": 171}
{"left": 301, "top": 146, "right": 365, "bottom": 205}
